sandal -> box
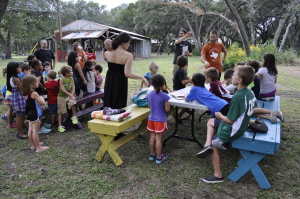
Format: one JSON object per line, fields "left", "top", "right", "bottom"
{"left": 16, "top": 133, "right": 28, "bottom": 139}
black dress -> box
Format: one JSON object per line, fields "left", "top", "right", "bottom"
{"left": 104, "top": 62, "right": 128, "bottom": 109}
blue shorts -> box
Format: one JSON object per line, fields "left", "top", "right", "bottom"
{"left": 48, "top": 104, "right": 57, "bottom": 114}
{"left": 214, "top": 118, "right": 222, "bottom": 130}
{"left": 16, "top": 111, "right": 25, "bottom": 116}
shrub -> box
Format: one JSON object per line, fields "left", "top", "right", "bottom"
{"left": 192, "top": 47, "right": 200, "bottom": 56}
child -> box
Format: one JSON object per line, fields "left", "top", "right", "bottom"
{"left": 27, "top": 54, "right": 37, "bottom": 63}
{"left": 18, "top": 63, "right": 32, "bottom": 79}
{"left": 223, "top": 69, "right": 235, "bottom": 93}
{"left": 94, "top": 64, "right": 103, "bottom": 91}
{"left": 6, "top": 62, "right": 28, "bottom": 139}
{"left": 141, "top": 62, "right": 159, "bottom": 88}
{"left": 185, "top": 73, "right": 229, "bottom": 118}
{"left": 86, "top": 47, "right": 96, "bottom": 61}
{"left": 246, "top": 59, "right": 260, "bottom": 99}
{"left": 204, "top": 67, "right": 232, "bottom": 103}
{"left": 102, "top": 39, "right": 113, "bottom": 60}
{"left": 30, "top": 60, "right": 46, "bottom": 96}
{"left": 42, "top": 61, "right": 51, "bottom": 82}
{"left": 173, "top": 55, "right": 192, "bottom": 120}
{"left": 196, "top": 65, "right": 256, "bottom": 183}
{"left": 2, "top": 68, "right": 15, "bottom": 128}
{"left": 44, "top": 70, "right": 59, "bottom": 127}
{"left": 257, "top": 53, "right": 277, "bottom": 99}
{"left": 173, "top": 55, "right": 192, "bottom": 91}
{"left": 67, "top": 51, "right": 87, "bottom": 97}
{"left": 57, "top": 66, "right": 78, "bottom": 133}
{"left": 22, "top": 75, "right": 49, "bottom": 152}
{"left": 146, "top": 74, "right": 170, "bottom": 164}
{"left": 82, "top": 60, "right": 95, "bottom": 95}
{"left": 56, "top": 70, "right": 61, "bottom": 79}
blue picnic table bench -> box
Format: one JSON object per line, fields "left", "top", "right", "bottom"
{"left": 228, "top": 96, "right": 281, "bottom": 189}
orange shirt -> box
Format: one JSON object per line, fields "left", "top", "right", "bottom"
{"left": 201, "top": 42, "right": 226, "bottom": 72}
{"left": 76, "top": 50, "right": 86, "bottom": 69}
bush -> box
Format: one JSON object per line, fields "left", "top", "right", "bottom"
{"left": 192, "top": 47, "right": 200, "bottom": 56}
{"left": 223, "top": 42, "right": 298, "bottom": 70}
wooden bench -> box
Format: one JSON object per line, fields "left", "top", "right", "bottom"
{"left": 228, "top": 96, "right": 281, "bottom": 189}
{"left": 64, "top": 89, "right": 104, "bottom": 129}
{"left": 88, "top": 105, "right": 175, "bottom": 166}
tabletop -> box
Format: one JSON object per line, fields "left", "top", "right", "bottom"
{"left": 168, "top": 87, "right": 209, "bottom": 111}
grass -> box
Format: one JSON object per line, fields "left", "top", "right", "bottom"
{"left": 0, "top": 54, "right": 300, "bottom": 198}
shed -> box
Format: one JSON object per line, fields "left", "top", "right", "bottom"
{"left": 53, "top": 19, "right": 151, "bottom": 62}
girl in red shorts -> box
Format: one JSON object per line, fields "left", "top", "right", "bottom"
{"left": 146, "top": 74, "right": 170, "bottom": 164}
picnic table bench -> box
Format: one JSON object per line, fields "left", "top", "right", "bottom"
{"left": 64, "top": 89, "right": 104, "bottom": 129}
{"left": 88, "top": 105, "right": 174, "bottom": 166}
{"left": 228, "top": 96, "right": 281, "bottom": 189}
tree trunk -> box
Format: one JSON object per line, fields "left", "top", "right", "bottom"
{"left": 0, "top": 31, "right": 12, "bottom": 59}
{"left": 273, "top": 18, "right": 286, "bottom": 47}
{"left": 279, "top": 22, "right": 293, "bottom": 52}
{"left": 0, "top": 0, "right": 9, "bottom": 23}
{"left": 183, "top": 12, "right": 201, "bottom": 51}
{"left": 223, "top": 0, "right": 251, "bottom": 56}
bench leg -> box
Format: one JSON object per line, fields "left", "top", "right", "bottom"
{"left": 228, "top": 149, "right": 271, "bottom": 189}
{"left": 95, "top": 134, "right": 115, "bottom": 161}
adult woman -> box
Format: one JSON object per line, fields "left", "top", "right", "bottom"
{"left": 72, "top": 42, "right": 87, "bottom": 69}
{"left": 104, "top": 32, "right": 148, "bottom": 109}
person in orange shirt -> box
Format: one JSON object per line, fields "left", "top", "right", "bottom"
{"left": 72, "top": 41, "right": 87, "bottom": 69}
{"left": 201, "top": 30, "right": 227, "bottom": 81}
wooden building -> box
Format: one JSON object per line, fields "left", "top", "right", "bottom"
{"left": 53, "top": 19, "right": 151, "bottom": 62}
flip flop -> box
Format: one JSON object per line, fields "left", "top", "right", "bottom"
{"left": 16, "top": 133, "right": 28, "bottom": 139}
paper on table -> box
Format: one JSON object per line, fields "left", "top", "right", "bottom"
{"left": 170, "top": 93, "right": 185, "bottom": 100}
{"left": 182, "top": 46, "right": 188, "bottom": 55}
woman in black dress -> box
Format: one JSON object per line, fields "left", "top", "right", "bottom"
{"left": 104, "top": 33, "right": 148, "bottom": 109}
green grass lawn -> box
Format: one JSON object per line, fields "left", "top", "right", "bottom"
{"left": 0, "top": 54, "right": 299, "bottom": 198}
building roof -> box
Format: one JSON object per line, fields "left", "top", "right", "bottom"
{"left": 54, "top": 19, "right": 150, "bottom": 40}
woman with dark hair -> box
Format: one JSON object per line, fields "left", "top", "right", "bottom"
{"left": 104, "top": 32, "right": 148, "bottom": 109}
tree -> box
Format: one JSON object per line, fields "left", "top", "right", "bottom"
{"left": 0, "top": 0, "right": 9, "bottom": 23}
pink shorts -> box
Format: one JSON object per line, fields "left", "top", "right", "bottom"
{"left": 147, "top": 120, "right": 168, "bottom": 133}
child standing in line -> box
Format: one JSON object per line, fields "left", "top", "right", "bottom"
{"left": 82, "top": 60, "right": 96, "bottom": 95}
{"left": 67, "top": 51, "right": 87, "bottom": 97}
{"left": 6, "top": 62, "right": 28, "bottom": 139}
{"left": 146, "top": 74, "right": 170, "bottom": 164}
{"left": 42, "top": 61, "right": 51, "bottom": 82}
{"left": 18, "top": 63, "right": 32, "bottom": 79}
{"left": 204, "top": 67, "right": 232, "bottom": 104}
{"left": 44, "top": 70, "right": 59, "bottom": 127}
{"left": 30, "top": 60, "right": 46, "bottom": 96}
{"left": 94, "top": 64, "right": 103, "bottom": 91}
{"left": 257, "top": 53, "right": 278, "bottom": 99}
{"left": 196, "top": 65, "right": 256, "bottom": 183}
{"left": 22, "top": 75, "right": 49, "bottom": 152}
{"left": 141, "top": 62, "right": 159, "bottom": 88}
{"left": 57, "top": 66, "right": 78, "bottom": 133}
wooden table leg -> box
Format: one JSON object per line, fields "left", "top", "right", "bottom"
{"left": 95, "top": 134, "right": 115, "bottom": 161}
{"left": 228, "top": 149, "right": 271, "bottom": 189}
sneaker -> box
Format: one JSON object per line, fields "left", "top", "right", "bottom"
{"left": 38, "top": 126, "right": 51, "bottom": 133}
{"left": 1, "top": 114, "right": 8, "bottom": 123}
{"left": 196, "top": 145, "right": 213, "bottom": 158}
{"left": 202, "top": 174, "right": 224, "bottom": 183}
{"left": 58, "top": 125, "right": 66, "bottom": 133}
{"left": 149, "top": 154, "right": 156, "bottom": 161}
{"left": 71, "top": 116, "right": 78, "bottom": 124}
{"left": 269, "top": 112, "right": 278, "bottom": 123}
{"left": 276, "top": 110, "right": 284, "bottom": 122}
{"left": 156, "top": 153, "right": 168, "bottom": 164}
{"left": 36, "top": 146, "right": 49, "bottom": 153}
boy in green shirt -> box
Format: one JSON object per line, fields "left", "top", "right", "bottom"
{"left": 57, "top": 66, "right": 78, "bottom": 132}
{"left": 197, "top": 65, "right": 255, "bottom": 183}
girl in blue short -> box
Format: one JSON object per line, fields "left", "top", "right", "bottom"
{"left": 146, "top": 74, "right": 170, "bottom": 164}
{"left": 6, "top": 62, "right": 27, "bottom": 139}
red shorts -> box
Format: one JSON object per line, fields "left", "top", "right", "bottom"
{"left": 147, "top": 120, "right": 168, "bottom": 133}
